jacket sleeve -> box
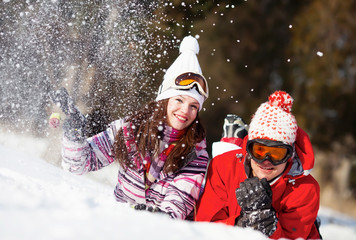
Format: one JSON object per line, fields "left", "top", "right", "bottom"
{"left": 195, "top": 152, "right": 239, "bottom": 225}
{"left": 270, "top": 176, "right": 320, "bottom": 239}
{"left": 61, "top": 119, "right": 122, "bottom": 174}
{"left": 159, "top": 141, "right": 209, "bottom": 219}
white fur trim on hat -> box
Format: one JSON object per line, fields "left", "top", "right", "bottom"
{"left": 248, "top": 91, "right": 298, "bottom": 145}
{"left": 156, "top": 87, "right": 205, "bottom": 111}
{"left": 155, "top": 36, "right": 208, "bottom": 110}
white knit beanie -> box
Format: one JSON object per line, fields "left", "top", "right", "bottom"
{"left": 248, "top": 91, "right": 298, "bottom": 145}
{"left": 155, "top": 36, "right": 208, "bottom": 111}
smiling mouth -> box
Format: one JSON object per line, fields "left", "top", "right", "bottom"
{"left": 259, "top": 165, "right": 274, "bottom": 170}
{"left": 175, "top": 114, "right": 187, "bottom": 122}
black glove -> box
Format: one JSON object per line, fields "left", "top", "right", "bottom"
{"left": 235, "top": 177, "right": 277, "bottom": 236}
{"left": 50, "top": 87, "right": 86, "bottom": 141}
{"left": 134, "top": 204, "right": 173, "bottom": 218}
{"left": 236, "top": 177, "right": 273, "bottom": 211}
{"left": 62, "top": 112, "right": 86, "bottom": 141}
{"left": 236, "top": 208, "right": 277, "bottom": 236}
{"left": 134, "top": 204, "right": 163, "bottom": 213}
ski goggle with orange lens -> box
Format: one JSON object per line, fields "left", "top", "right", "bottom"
{"left": 247, "top": 139, "right": 293, "bottom": 166}
{"left": 174, "top": 72, "right": 209, "bottom": 98}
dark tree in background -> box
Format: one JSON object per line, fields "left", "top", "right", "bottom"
{"left": 288, "top": 0, "right": 356, "bottom": 148}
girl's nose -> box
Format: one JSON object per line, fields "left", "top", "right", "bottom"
{"left": 180, "top": 103, "right": 190, "bottom": 113}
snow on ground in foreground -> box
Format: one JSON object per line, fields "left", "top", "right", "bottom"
{"left": 0, "top": 141, "right": 356, "bottom": 240}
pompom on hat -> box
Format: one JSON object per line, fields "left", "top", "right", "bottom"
{"left": 248, "top": 91, "right": 298, "bottom": 145}
{"left": 155, "top": 36, "right": 208, "bottom": 111}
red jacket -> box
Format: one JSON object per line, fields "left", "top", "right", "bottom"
{"left": 195, "top": 128, "right": 321, "bottom": 239}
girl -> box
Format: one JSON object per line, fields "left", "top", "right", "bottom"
{"left": 52, "top": 36, "right": 209, "bottom": 220}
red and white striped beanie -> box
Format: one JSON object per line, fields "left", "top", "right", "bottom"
{"left": 248, "top": 91, "right": 298, "bottom": 145}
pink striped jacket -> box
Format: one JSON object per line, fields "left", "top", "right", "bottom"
{"left": 61, "top": 119, "right": 209, "bottom": 219}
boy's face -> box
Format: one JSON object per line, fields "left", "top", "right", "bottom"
{"left": 251, "top": 158, "right": 287, "bottom": 181}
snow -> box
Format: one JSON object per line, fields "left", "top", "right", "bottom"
{"left": 1, "top": 135, "right": 356, "bottom": 240}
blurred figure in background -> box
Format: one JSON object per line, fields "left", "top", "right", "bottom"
{"left": 211, "top": 114, "right": 248, "bottom": 158}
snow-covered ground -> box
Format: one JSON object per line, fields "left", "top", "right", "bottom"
{"left": 1, "top": 133, "right": 356, "bottom": 240}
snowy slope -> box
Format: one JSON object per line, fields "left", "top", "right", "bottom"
{"left": 0, "top": 143, "right": 356, "bottom": 240}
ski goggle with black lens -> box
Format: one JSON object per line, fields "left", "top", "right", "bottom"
{"left": 174, "top": 72, "right": 209, "bottom": 98}
{"left": 247, "top": 139, "right": 293, "bottom": 166}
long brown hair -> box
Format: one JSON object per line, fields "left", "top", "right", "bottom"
{"left": 113, "top": 99, "right": 206, "bottom": 173}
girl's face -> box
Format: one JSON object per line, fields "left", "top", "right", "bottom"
{"left": 166, "top": 95, "right": 199, "bottom": 130}
{"left": 251, "top": 158, "right": 287, "bottom": 181}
